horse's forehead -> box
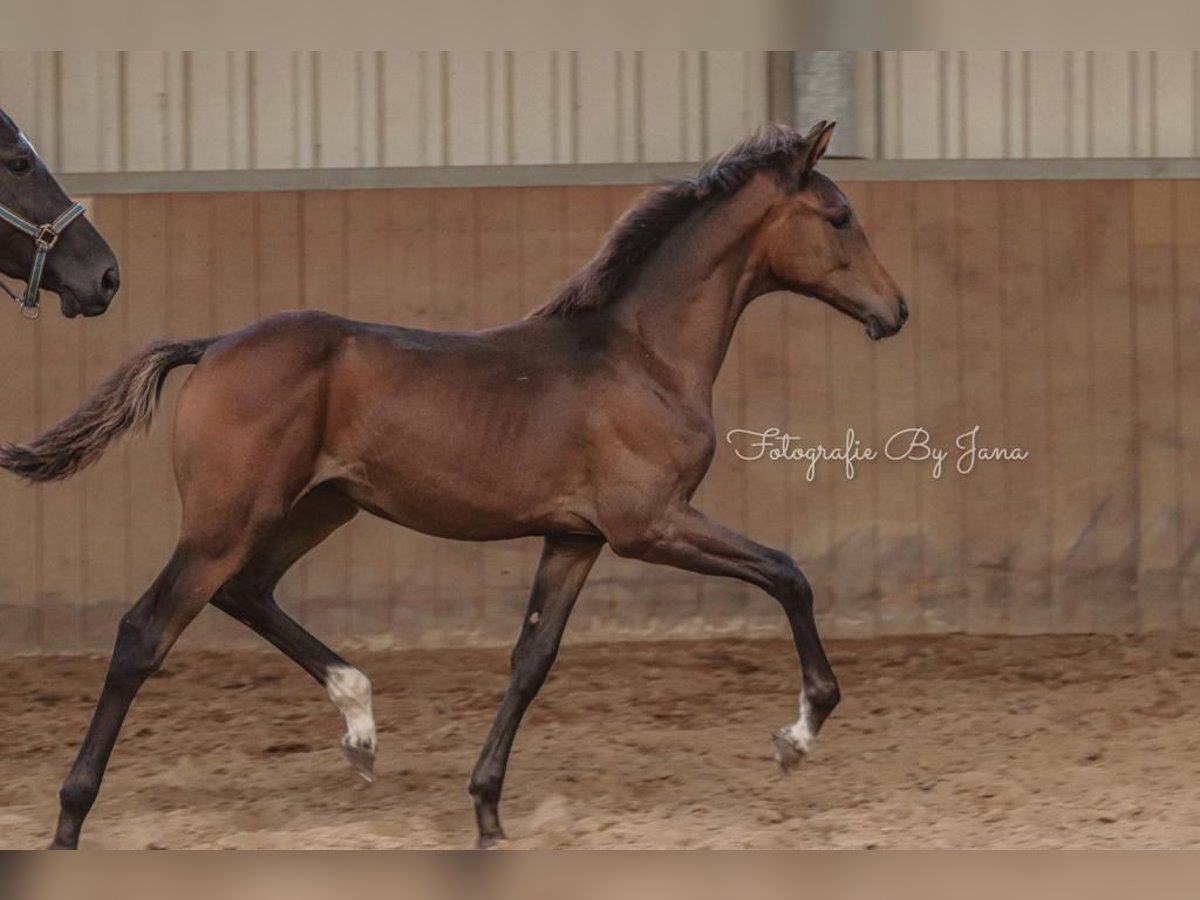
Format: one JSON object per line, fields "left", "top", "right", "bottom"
{"left": 0, "top": 110, "right": 28, "bottom": 151}
{"left": 805, "top": 172, "right": 849, "bottom": 208}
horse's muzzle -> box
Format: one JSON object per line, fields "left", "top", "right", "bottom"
{"left": 865, "top": 296, "right": 908, "bottom": 341}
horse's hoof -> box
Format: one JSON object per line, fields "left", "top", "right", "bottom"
{"left": 476, "top": 834, "right": 508, "bottom": 850}
{"left": 772, "top": 729, "right": 808, "bottom": 774}
{"left": 341, "top": 736, "right": 376, "bottom": 783}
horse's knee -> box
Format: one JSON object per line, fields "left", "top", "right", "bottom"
{"left": 105, "top": 614, "right": 165, "bottom": 687}
{"left": 763, "top": 550, "right": 813, "bottom": 606}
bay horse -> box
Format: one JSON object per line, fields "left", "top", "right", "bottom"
{"left": 0, "top": 121, "right": 907, "bottom": 849}
{"left": 0, "top": 109, "right": 120, "bottom": 319}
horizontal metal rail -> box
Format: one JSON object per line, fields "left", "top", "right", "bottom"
{"left": 58, "top": 157, "right": 1200, "bottom": 196}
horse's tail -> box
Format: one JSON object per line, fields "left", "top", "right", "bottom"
{"left": 0, "top": 337, "right": 219, "bottom": 483}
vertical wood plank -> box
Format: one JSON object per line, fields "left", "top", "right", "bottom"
{"left": 999, "top": 182, "right": 1053, "bottom": 632}
{"left": 868, "top": 181, "right": 920, "bottom": 633}
{"left": 912, "top": 181, "right": 964, "bottom": 630}
{"left": 1043, "top": 182, "right": 1096, "bottom": 631}
{"left": 210, "top": 193, "right": 258, "bottom": 334}
{"left": 956, "top": 181, "right": 1010, "bottom": 632}
{"left": 1131, "top": 180, "right": 1181, "bottom": 629}
{"left": 1176, "top": 180, "right": 1200, "bottom": 628}
{"left": 1086, "top": 180, "right": 1138, "bottom": 631}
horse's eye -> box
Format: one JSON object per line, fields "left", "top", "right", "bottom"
{"left": 7, "top": 157, "right": 32, "bottom": 175}
{"left": 829, "top": 210, "right": 851, "bottom": 230}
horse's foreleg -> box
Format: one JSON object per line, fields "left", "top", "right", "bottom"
{"left": 614, "top": 505, "right": 840, "bottom": 772}
{"left": 468, "top": 535, "right": 603, "bottom": 848}
{"left": 52, "top": 544, "right": 251, "bottom": 849}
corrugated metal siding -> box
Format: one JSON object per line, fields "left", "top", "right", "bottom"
{"left": 873, "top": 51, "right": 1200, "bottom": 160}
{"left": 0, "top": 51, "right": 770, "bottom": 173}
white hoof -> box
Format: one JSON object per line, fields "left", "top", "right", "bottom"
{"left": 772, "top": 694, "right": 816, "bottom": 774}
{"left": 341, "top": 734, "right": 377, "bottom": 783}
{"left": 326, "top": 666, "right": 377, "bottom": 783}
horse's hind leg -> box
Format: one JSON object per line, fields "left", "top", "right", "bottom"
{"left": 468, "top": 535, "right": 603, "bottom": 848}
{"left": 52, "top": 539, "right": 261, "bottom": 849}
{"left": 209, "top": 485, "right": 375, "bottom": 779}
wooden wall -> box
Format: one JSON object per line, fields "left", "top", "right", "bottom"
{"left": 1, "top": 178, "right": 1197, "bottom": 653}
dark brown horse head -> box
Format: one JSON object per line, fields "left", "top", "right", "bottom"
{"left": 759, "top": 121, "right": 908, "bottom": 340}
{"left": 0, "top": 109, "right": 120, "bottom": 318}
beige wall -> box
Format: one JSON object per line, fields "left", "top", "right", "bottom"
{"left": 869, "top": 51, "right": 1200, "bottom": 159}
{"left": 0, "top": 51, "right": 770, "bottom": 172}
{"left": 0, "top": 178, "right": 1196, "bottom": 654}
{"left": 5, "top": 51, "right": 1199, "bottom": 172}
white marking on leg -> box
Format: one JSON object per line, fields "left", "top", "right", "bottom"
{"left": 326, "top": 665, "right": 376, "bottom": 755}
{"left": 782, "top": 693, "right": 816, "bottom": 756}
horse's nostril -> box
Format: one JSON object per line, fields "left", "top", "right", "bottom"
{"left": 101, "top": 267, "right": 120, "bottom": 295}
{"left": 897, "top": 296, "right": 909, "bottom": 323}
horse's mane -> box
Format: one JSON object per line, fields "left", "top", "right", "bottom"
{"left": 528, "top": 124, "right": 813, "bottom": 319}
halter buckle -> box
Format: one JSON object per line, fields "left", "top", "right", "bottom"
{"left": 35, "top": 223, "right": 60, "bottom": 250}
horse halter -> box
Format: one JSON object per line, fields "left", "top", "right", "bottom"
{"left": 0, "top": 200, "right": 86, "bottom": 320}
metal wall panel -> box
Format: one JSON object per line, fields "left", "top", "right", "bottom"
{"left": 0, "top": 51, "right": 771, "bottom": 173}
{"left": 872, "top": 51, "right": 1200, "bottom": 160}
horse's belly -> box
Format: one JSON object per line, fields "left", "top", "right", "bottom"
{"left": 322, "top": 413, "right": 595, "bottom": 542}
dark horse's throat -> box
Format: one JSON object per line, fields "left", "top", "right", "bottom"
{"left": 609, "top": 179, "right": 779, "bottom": 394}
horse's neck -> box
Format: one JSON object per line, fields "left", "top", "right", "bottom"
{"left": 611, "top": 182, "right": 775, "bottom": 399}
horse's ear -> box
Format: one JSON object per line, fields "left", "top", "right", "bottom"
{"left": 800, "top": 120, "right": 836, "bottom": 176}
